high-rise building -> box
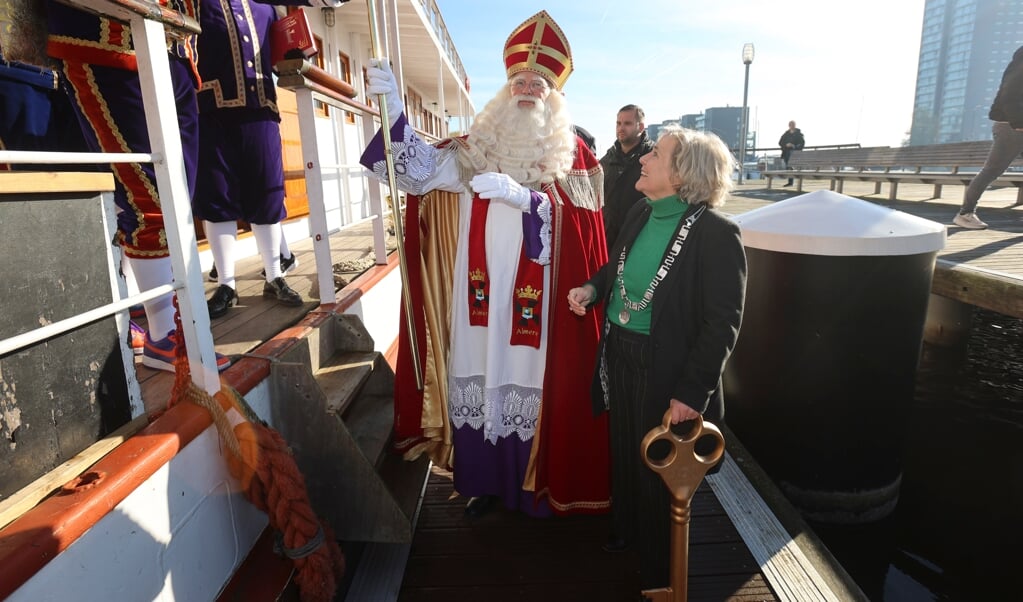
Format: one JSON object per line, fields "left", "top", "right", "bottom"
{"left": 649, "top": 109, "right": 755, "bottom": 162}
{"left": 704, "top": 106, "right": 745, "bottom": 152}
{"left": 910, "top": 0, "right": 1023, "bottom": 145}
{"left": 680, "top": 113, "right": 703, "bottom": 130}
{"left": 646, "top": 119, "right": 679, "bottom": 145}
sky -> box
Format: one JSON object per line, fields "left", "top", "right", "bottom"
{"left": 434, "top": 0, "right": 926, "bottom": 156}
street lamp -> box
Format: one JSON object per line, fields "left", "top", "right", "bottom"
{"left": 738, "top": 43, "right": 754, "bottom": 185}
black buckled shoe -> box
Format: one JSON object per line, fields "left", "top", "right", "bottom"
{"left": 464, "top": 495, "right": 499, "bottom": 518}
{"left": 207, "top": 284, "right": 238, "bottom": 319}
{"left": 263, "top": 276, "right": 303, "bottom": 307}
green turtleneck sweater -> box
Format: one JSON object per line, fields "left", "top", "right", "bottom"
{"left": 607, "top": 194, "right": 690, "bottom": 334}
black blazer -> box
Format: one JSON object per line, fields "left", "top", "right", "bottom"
{"left": 586, "top": 200, "right": 747, "bottom": 425}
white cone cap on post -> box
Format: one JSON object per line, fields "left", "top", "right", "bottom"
{"left": 732, "top": 190, "right": 947, "bottom": 256}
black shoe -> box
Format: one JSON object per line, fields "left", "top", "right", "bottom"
{"left": 259, "top": 253, "right": 299, "bottom": 278}
{"left": 783, "top": 181, "right": 793, "bottom": 187}
{"left": 207, "top": 284, "right": 238, "bottom": 319}
{"left": 601, "top": 535, "right": 629, "bottom": 553}
{"left": 464, "top": 495, "right": 498, "bottom": 518}
{"left": 208, "top": 263, "right": 218, "bottom": 282}
{"left": 263, "top": 276, "right": 303, "bottom": 306}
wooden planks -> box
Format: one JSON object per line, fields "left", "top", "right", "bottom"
{"left": 0, "top": 171, "right": 114, "bottom": 194}
{"left": 707, "top": 454, "right": 842, "bottom": 602}
{"left": 393, "top": 465, "right": 782, "bottom": 602}
{"left": 0, "top": 414, "right": 150, "bottom": 531}
{"left": 132, "top": 218, "right": 380, "bottom": 414}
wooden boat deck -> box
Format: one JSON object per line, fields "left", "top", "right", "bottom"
{"left": 393, "top": 466, "right": 774, "bottom": 602}
{"left": 132, "top": 218, "right": 383, "bottom": 414}
{"left": 135, "top": 180, "right": 1023, "bottom": 601}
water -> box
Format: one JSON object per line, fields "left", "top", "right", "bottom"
{"left": 812, "top": 307, "right": 1023, "bottom": 601}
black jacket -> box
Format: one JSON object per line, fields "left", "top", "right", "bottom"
{"left": 585, "top": 201, "right": 747, "bottom": 426}
{"left": 778, "top": 128, "right": 805, "bottom": 162}
{"left": 573, "top": 124, "right": 597, "bottom": 154}
{"left": 599, "top": 132, "right": 655, "bottom": 247}
{"left": 989, "top": 46, "right": 1023, "bottom": 128}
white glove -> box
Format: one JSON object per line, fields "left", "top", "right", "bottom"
{"left": 367, "top": 58, "right": 404, "bottom": 127}
{"left": 470, "top": 172, "right": 532, "bottom": 211}
{"left": 309, "top": 0, "right": 346, "bottom": 7}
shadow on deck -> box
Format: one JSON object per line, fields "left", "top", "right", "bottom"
{"left": 391, "top": 466, "right": 776, "bottom": 602}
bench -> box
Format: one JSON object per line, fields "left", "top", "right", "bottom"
{"left": 763, "top": 141, "right": 1023, "bottom": 203}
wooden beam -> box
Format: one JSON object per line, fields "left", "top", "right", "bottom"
{"left": 0, "top": 414, "right": 150, "bottom": 531}
{"left": 0, "top": 172, "right": 115, "bottom": 195}
{"left": 932, "top": 260, "right": 1023, "bottom": 320}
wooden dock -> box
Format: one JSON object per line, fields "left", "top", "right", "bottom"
{"left": 133, "top": 179, "right": 1023, "bottom": 601}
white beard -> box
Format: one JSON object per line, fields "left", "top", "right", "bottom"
{"left": 458, "top": 87, "right": 577, "bottom": 186}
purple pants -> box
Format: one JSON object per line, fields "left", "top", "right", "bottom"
{"left": 63, "top": 55, "right": 199, "bottom": 258}
{"left": 193, "top": 109, "right": 286, "bottom": 225}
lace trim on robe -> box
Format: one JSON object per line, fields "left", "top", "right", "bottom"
{"left": 366, "top": 121, "right": 458, "bottom": 195}
{"left": 449, "top": 376, "right": 541, "bottom": 444}
{"left": 535, "top": 193, "right": 552, "bottom": 266}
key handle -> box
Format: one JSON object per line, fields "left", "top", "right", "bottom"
{"left": 641, "top": 410, "right": 725, "bottom": 505}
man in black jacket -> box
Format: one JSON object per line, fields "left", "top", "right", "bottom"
{"left": 778, "top": 120, "right": 804, "bottom": 186}
{"left": 599, "top": 104, "right": 654, "bottom": 247}
{"left": 953, "top": 45, "right": 1023, "bottom": 230}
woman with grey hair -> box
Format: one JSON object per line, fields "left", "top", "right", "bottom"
{"left": 567, "top": 125, "right": 747, "bottom": 590}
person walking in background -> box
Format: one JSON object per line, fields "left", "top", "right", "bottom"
{"left": 779, "top": 120, "right": 805, "bottom": 186}
{"left": 360, "top": 10, "right": 610, "bottom": 519}
{"left": 600, "top": 104, "right": 654, "bottom": 248}
{"left": 953, "top": 46, "right": 1023, "bottom": 230}
{"left": 568, "top": 125, "right": 746, "bottom": 590}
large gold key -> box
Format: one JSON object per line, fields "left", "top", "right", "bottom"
{"left": 640, "top": 410, "right": 725, "bottom": 602}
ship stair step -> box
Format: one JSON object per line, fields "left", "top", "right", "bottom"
{"left": 267, "top": 313, "right": 430, "bottom": 544}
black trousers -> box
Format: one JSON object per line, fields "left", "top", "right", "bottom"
{"left": 606, "top": 323, "right": 672, "bottom": 590}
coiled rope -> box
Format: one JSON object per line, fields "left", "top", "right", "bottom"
{"left": 167, "top": 299, "right": 345, "bottom": 602}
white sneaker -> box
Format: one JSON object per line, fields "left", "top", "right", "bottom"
{"left": 953, "top": 212, "right": 988, "bottom": 230}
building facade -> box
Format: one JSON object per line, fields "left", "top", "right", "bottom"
{"left": 704, "top": 106, "right": 744, "bottom": 152}
{"left": 910, "top": 0, "right": 1023, "bottom": 145}
{"left": 650, "top": 108, "right": 754, "bottom": 162}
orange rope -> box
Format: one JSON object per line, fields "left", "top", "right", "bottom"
{"left": 167, "top": 298, "right": 345, "bottom": 601}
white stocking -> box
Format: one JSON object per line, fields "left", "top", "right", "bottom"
{"left": 204, "top": 220, "right": 238, "bottom": 290}
{"left": 279, "top": 223, "right": 292, "bottom": 259}
{"left": 124, "top": 256, "right": 175, "bottom": 339}
{"left": 252, "top": 223, "right": 282, "bottom": 280}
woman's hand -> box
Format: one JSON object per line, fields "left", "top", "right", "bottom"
{"left": 567, "top": 285, "right": 595, "bottom": 315}
{"left": 669, "top": 399, "right": 699, "bottom": 424}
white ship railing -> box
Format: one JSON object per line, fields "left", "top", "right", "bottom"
{"left": 275, "top": 57, "right": 441, "bottom": 304}
{"left": 0, "top": 0, "right": 221, "bottom": 397}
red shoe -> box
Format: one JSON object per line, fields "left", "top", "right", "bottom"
{"left": 142, "top": 330, "right": 231, "bottom": 373}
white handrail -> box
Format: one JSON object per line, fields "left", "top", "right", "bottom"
{"left": 0, "top": 285, "right": 177, "bottom": 357}
{"left": 0, "top": 151, "right": 156, "bottom": 164}
{"left": 0, "top": 0, "right": 222, "bottom": 397}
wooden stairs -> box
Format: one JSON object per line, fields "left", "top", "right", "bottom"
{"left": 218, "top": 312, "right": 426, "bottom": 601}
{"left": 268, "top": 312, "right": 429, "bottom": 543}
